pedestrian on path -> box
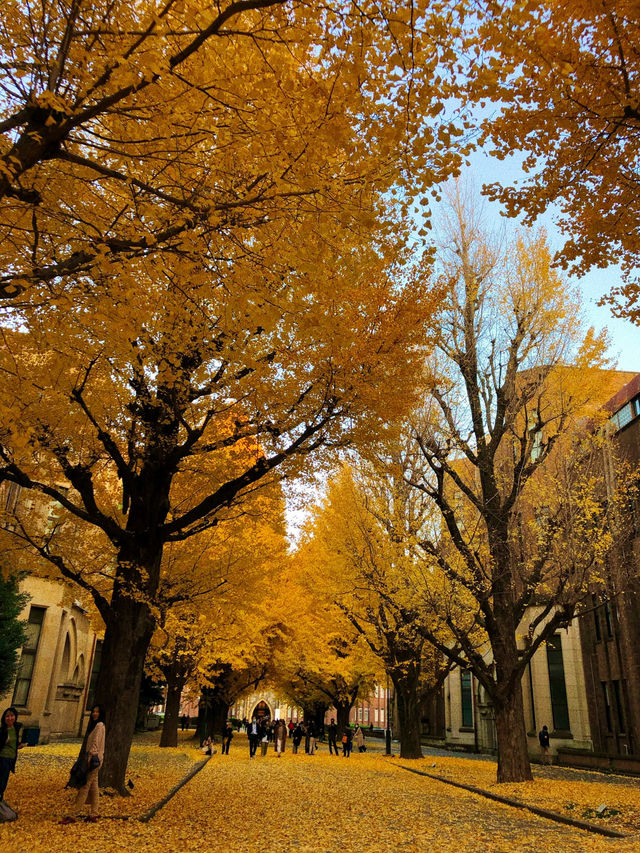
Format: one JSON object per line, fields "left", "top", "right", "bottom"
{"left": 354, "top": 724, "right": 366, "bottom": 753}
{"left": 327, "top": 719, "right": 339, "bottom": 755}
{"left": 274, "top": 719, "right": 287, "bottom": 757}
{"left": 307, "top": 722, "right": 317, "bottom": 755}
{"left": 247, "top": 717, "right": 260, "bottom": 758}
{"left": 0, "top": 707, "right": 24, "bottom": 809}
{"left": 61, "top": 704, "right": 106, "bottom": 824}
{"left": 342, "top": 726, "right": 352, "bottom": 757}
{"left": 538, "top": 725, "right": 551, "bottom": 765}
{"left": 222, "top": 721, "right": 233, "bottom": 755}
{"left": 292, "top": 723, "right": 303, "bottom": 754}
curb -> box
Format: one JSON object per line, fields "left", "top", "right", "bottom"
{"left": 398, "top": 764, "right": 631, "bottom": 840}
{"left": 138, "top": 757, "right": 210, "bottom": 823}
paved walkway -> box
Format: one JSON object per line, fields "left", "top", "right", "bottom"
{"left": 147, "top": 742, "right": 637, "bottom": 852}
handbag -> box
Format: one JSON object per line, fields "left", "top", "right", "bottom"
{"left": 88, "top": 754, "right": 101, "bottom": 770}
{"left": 66, "top": 753, "right": 88, "bottom": 789}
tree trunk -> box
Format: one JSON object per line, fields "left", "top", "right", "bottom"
{"left": 207, "top": 697, "right": 229, "bottom": 741}
{"left": 94, "top": 593, "right": 155, "bottom": 793}
{"left": 392, "top": 665, "right": 423, "bottom": 759}
{"left": 314, "top": 703, "right": 328, "bottom": 738}
{"left": 335, "top": 700, "right": 352, "bottom": 737}
{"left": 493, "top": 680, "right": 532, "bottom": 782}
{"left": 159, "top": 673, "right": 186, "bottom": 748}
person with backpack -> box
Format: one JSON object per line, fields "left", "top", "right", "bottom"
{"left": 0, "top": 707, "right": 24, "bottom": 820}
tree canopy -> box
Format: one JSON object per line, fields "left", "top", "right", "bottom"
{"left": 471, "top": 0, "right": 640, "bottom": 321}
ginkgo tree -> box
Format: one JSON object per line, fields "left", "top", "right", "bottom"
{"left": 297, "top": 462, "right": 455, "bottom": 759}
{"left": 0, "top": 206, "right": 441, "bottom": 791}
{"left": 402, "top": 188, "right": 634, "bottom": 782}
{"left": 470, "top": 0, "right": 640, "bottom": 322}
{"left": 272, "top": 562, "right": 380, "bottom": 735}
{"left": 0, "top": 0, "right": 472, "bottom": 792}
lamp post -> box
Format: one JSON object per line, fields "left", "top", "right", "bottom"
{"left": 385, "top": 673, "right": 392, "bottom": 756}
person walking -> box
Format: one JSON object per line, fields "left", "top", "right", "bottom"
{"left": 222, "top": 721, "right": 234, "bottom": 755}
{"left": 0, "top": 707, "right": 24, "bottom": 809}
{"left": 354, "top": 724, "right": 366, "bottom": 753}
{"left": 307, "top": 722, "right": 317, "bottom": 755}
{"left": 292, "top": 723, "right": 303, "bottom": 754}
{"left": 327, "top": 719, "right": 339, "bottom": 756}
{"left": 274, "top": 719, "right": 287, "bottom": 757}
{"left": 247, "top": 717, "right": 260, "bottom": 758}
{"left": 61, "top": 704, "right": 106, "bottom": 824}
{"left": 538, "top": 725, "right": 552, "bottom": 765}
{"left": 342, "top": 726, "right": 352, "bottom": 757}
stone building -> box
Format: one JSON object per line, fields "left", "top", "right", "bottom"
{"left": 444, "top": 614, "right": 593, "bottom": 760}
{"left": 0, "top": 575, "right": 101, "bottom": 742}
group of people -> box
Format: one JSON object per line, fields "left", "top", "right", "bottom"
{"left": 1, "top": 704, "right": 105, "bottom": 824}
{"left": 234, "top": 716, "right": 367, "bottom": 758}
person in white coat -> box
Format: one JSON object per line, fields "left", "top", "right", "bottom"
{"left": 61, "top": 705, "right": 106, "bottom": 824}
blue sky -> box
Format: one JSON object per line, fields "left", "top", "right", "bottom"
{"left": 456, "top": 150, "right": 638, "bottom": 374}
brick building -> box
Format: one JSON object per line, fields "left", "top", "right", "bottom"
{"left": 578, "top": 373, "right": 640, "bottom": 757}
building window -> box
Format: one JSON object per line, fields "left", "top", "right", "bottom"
{"left": 374, "top": 709, "right": 379, "bottom": 723}
{"left": 592, "top": 594, "right": 602, "bottom": 642}
{"left": 612, "top": 680, "right": 625, "bottom": 733}
{"left": 602, "top": 683, "right": 613, "bottom": 732}
{"left": 380, "top": 708, "right": 385, "bottom": 724}
{"left": 611, "top": 396, "right": 640, "bottom": 432}
{"left": 364, "top": 707, "right": 369, "bottom": 722}
{"left": 528, "top": 413, "right": 544, "bottom": 462}
{"left": 12, "top": 606, "right": 46, "bottom": 707}
{"left": 461, "top": 671, "right": 473, "bottom": 728}
{"left": 86, "top": 640, "right": 103, "bottom": 709}
{"left": 603, "top": 601, "right": 613, "bottom": 638}
{"left": 546, "top": 634, "right": 570, "bottom": 732}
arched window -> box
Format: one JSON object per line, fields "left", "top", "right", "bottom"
{"left": 61, "top": 634, "right": 71, "bottom": 683}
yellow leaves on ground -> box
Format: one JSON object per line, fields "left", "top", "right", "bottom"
{"left": 2, "top": 732, "right": 640, "bottom": 852}
{"left": 411, "top": 754, "right": 640, "bottom": 835}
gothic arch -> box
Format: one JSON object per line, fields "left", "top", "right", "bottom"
{"left": 251, "top": 699, "right": 272, "bottom": 721}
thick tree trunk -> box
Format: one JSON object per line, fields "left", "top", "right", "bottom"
{"left": 94, "top": 593, "right": 155, "bottom": 793}
{"left": 159, "top": 674, "right": 185, "bottom": 748}
{"left": 494, "top": 680, "right": 532, "bottom": 782}
{"left": 196, "top": 688, "right": 229, "bottom": 743}
{"left": 392, "top": 666, "right": 423, "bottom": 759}
{"left": 335, "top": 700, "right": 352, "bottom": 737}
{"left": 314, "top": 703, "right": 328, "bottom": 738}
{"left": 207, "top": 697, "right": 229, "bottom": 740}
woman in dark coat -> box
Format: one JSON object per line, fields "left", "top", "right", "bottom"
{"left": 0, "top": 707, "right": 24, "bottom": 804}
{"left": 292, "top": 723, "right": 303, "bottom": 754}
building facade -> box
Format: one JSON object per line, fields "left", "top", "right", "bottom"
{"left": 0, "top": 575, "right": 100, "bottom": 742}
{"left": 444, "top": 615, "right": 593, "bottom": 760}
{"left": 578, "top": 373, "right": 640, "bottom": 757}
